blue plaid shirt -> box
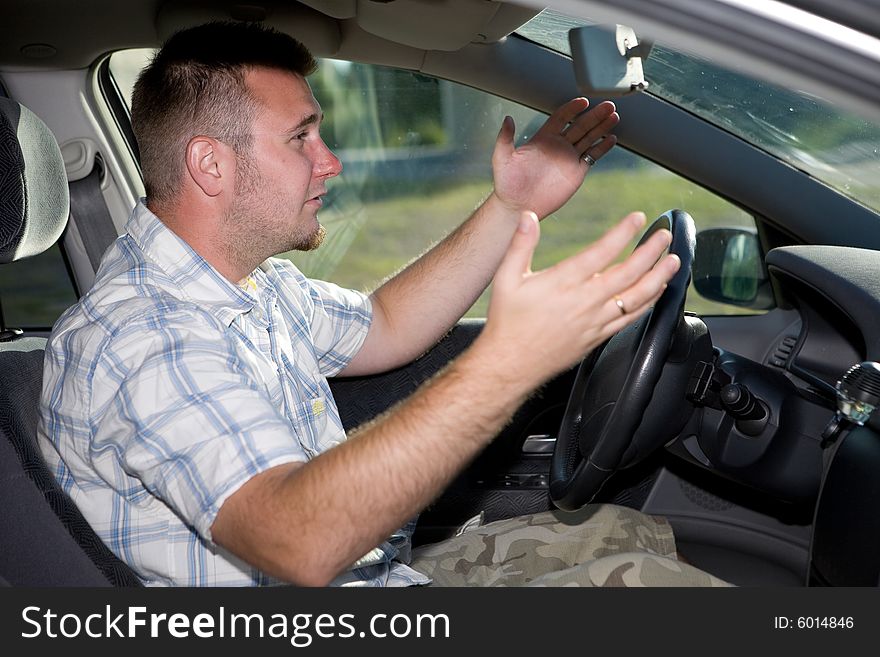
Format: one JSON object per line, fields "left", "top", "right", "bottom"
{"left": 38, "top": 201, "right": 428, "bottom": 587}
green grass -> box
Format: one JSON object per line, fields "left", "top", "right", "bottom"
{"left": 284, "top": 168, "right": 761, "bottom": 318}
{"left": 1, "top": 168, "right": 764, "bottom": 331}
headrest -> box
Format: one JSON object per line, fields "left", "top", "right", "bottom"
{"left": 0, "top": 97, "right": 69, "bottom": 264}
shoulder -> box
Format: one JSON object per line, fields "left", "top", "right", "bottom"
{"left": 48, "top": 283, "right": 227, "bottom": 373}
{"left": 60, "top": 234, "right": 226, "bottom": 340}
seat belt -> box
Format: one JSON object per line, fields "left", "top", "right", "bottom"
{"left": 68, "top": 161, "right": 118, "bottom": 272}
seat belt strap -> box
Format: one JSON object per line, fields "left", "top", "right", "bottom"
{"left": 68, "top": 163, "right": 118, "bottom": 271}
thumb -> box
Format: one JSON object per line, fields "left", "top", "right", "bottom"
{"left": 493, "top": 115, "right": 515, "bottom": 164}
{"left": 494, "top": 212, "right": 540, "bottom": 293}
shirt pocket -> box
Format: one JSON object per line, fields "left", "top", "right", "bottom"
{"left": 291, "top": 395, "right": 334, "bottom": 457}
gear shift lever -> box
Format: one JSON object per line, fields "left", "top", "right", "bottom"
{"left": 821, "top": 361, "right": 880, "bottom": 447}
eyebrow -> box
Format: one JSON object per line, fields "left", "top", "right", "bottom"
{"left": 286, "top": 112, "right": 323, "bottom": 135}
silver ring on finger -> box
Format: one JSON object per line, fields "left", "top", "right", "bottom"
{"left": 584, "top": 153, "right": 597, "bottom": 167}
{"left": 613, "top": 294, "right": 627, "bottom": 315}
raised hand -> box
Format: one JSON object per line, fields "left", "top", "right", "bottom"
{"left": 480, "top": 210, "right": 679, "bottom": 384}
{"left": 491, "top": 98, "right": 619, "bottom": 220}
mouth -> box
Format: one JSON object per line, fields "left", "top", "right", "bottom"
{"left": 306, "top": 191, "right": 327, "bottom": 208}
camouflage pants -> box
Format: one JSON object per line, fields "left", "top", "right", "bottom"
{"left": 410, "top": 504, "right": 730, "bottom": 587}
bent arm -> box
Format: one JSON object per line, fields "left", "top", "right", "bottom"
{"left": 211, "top": 211, "right": 679, "bottom": 586}
{"left": 211, "top": 339, "right": 532, "bottom": 586}
{"left": 340, "top": 99, "right": 619, "bottom": 377}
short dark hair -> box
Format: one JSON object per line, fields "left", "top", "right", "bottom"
{"left": 131, "top": 21, "right": 317, "bottom": 203}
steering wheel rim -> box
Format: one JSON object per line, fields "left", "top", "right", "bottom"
{"left": 549, "top": 209, "right": 696, "bottom": 511}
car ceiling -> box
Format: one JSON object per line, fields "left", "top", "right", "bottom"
{"left": 3, "top": 0, "right": 880, "bottom": 125}
{"left": 0, "top": 0, "right": 539, "bottom": 69}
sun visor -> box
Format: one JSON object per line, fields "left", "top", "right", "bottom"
{"left": 155, "top": 1, "right": 342, "bottom": 57}
{"left": 355, "top": 0, "right": 539, "bottom": 51}
{"left": 297, "top": 0, "right": 356, "bottom": 20}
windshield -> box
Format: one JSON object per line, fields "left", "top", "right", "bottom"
{"left": 518, "top": 10, "right": 880, "bottom": 213}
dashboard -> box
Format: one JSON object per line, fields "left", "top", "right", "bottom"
{"left": 675, "top": 245, "right": 880, "bottom": 585}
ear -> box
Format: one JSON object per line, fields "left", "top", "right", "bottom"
{"left": 184, "top": 136, "right": 232, "bottom": 197}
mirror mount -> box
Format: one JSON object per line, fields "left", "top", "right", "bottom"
{"left": 569, "top": 24, "right": 650, "bottom": 97}
{"left": 625, "top": 38, "right": 653, "bottom": 61}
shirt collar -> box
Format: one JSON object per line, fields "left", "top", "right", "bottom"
{"left": 125, "top": 199, "right": 261, "bottom": 326}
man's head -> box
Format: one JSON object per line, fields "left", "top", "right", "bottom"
{"left": 132, "top": 21, "right": 316, "bottom": 205}
{"left": 132, "top": 22, "right": 342, "bottom": 273}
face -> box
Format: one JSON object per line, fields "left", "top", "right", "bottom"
{"left": 224, "top": 66, "right": 342, "bottom": 262}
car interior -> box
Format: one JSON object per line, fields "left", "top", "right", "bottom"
{"left": 1, "top": 0, "right": 879, "bottom": 587}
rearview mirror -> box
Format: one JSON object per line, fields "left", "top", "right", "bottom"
{"left": 568, "top": 24, "right": 651, "bottom": 96}
{"left": 693, "top": 228, "right": 774, "bottom": 309}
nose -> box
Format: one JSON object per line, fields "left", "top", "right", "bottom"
{"left": 314, "top": 138, "right": 342, "bottom": 179}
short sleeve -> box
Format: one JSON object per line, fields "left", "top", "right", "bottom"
{"left": 267, "top": 259, "right": 372, "bottom": 377}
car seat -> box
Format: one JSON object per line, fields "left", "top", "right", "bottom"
{"left": 0, "top": 96, "right": 141, "bottom": 586}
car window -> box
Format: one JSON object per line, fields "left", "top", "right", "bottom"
{"left": 109, "top": 50, "right": 760, "bottom": 317}
{"left": 0, "top": 244, "right": 78, "bottom": 330}
{"left": 518, "top": 9, "right": 880, "bottom": 214}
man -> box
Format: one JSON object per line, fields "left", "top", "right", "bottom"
{"left": 38, "top": 22, "right": 725, "bottom": 587}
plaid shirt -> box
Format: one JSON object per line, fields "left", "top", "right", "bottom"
{"left": 38, "top": 201, "right": 428, "bottom": 587}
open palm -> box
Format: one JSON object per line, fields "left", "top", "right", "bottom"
{"left": 492, "top": 98, "right": 619, "bottom": 219}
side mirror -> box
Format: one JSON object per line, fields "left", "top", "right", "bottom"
{"left": 568, "top": 24, "right": 651, "bottom": 96}
{"left": 693, "top": 228, "right": 774, "bottom": 309}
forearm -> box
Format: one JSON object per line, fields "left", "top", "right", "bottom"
{"left": 342, "top": 98, "right": 620, "bottom": 377}
{"left": 212, "top": 335, "right": 535, "bottom": 586}
{"left": 214, "top": 210, "right": 679, "bottom": 586}
{"left": 342, "top": 192, "right": 518, "bottom": 375}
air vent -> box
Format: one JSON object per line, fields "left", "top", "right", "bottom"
{"left": 767, "top": 334, "right": 798, "bottom": 369}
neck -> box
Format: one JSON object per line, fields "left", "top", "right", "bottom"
{"left": 146, "top": 197, "right": 258, "bottom": 283}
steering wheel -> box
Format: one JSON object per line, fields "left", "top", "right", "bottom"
{"left": 549, "top": 210, "right": 697, "bottom": 511}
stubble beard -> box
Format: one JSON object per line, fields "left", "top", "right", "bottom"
{"left": 223, "top": 155, "right": 326, "bottom": 268}
{"left": 296, "top": 222, "right": 326, "bottom": 252}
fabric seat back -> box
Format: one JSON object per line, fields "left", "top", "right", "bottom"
{"left": 0, "top": 97, "right": 141, "bottom": 586}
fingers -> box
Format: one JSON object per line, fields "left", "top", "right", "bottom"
{"left": 493, "top": 115, "right": 516, "bottom": 163}
{"left": 548, "top": 211, "right": 679, "bottom": 343}
{"left": 581, "top": 134, "right": 617, "bottom": 168}
{"left": 601, "top": 283, "right": 668, "bottom": 337}
{"left": 589, "top": 252, "right": 680, "bottom": 342}
{"left": 543, "top": 97, "right": 591, "bottom": 134}
{"left": 606, "top": 253, "right": 680, "bottom": 321}
{"left": 598, "top": 228, "right": 674, "bottom": 292}
{"left": 580, "top": 130, "right": 617, "bottom": 162}
{"left": 493, "top": 212, "right": 540, "bottom": 295}
{"left": 565, "top": 101, "right": 618, "bottom": 147}
{"left": 485, "top": 209, "right": 681, "bottom": 384}
{"left": 589, "top": 228, "right": 679, "bottom": 330}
